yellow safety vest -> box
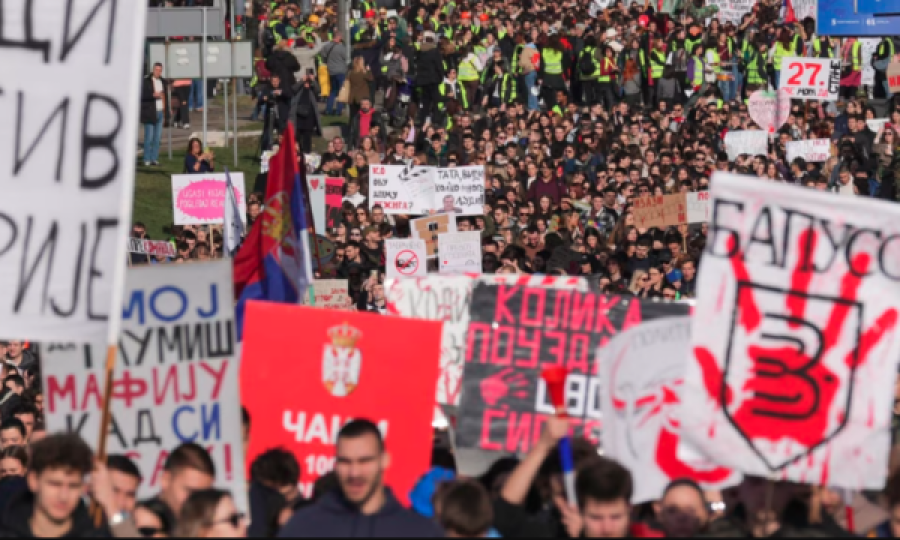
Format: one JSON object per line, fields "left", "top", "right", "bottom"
{"left": 773, "top": 42, "right": 791, "bottom": 71}
{"left": 459, "top": 57, "right": 479, "bottom": 81}
{"left": 543, "top": 49, "right": 563, "bottom": 75}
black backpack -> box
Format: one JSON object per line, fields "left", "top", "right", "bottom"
{"left": 579, "top": 48, "right": 595, "bottom": 76}
{"left": 263, "top": 26, "right": 277, "bottom": 57}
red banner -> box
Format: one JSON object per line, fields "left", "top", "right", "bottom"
{"left": 240, "top": 301, "right": 442, "bottom": 504}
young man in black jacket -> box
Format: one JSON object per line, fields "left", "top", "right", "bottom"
{"left": 415, "top": 33, "right": 445, "bottom": 125}
{"left": 279, "top": 419, "right": 442, "bottom": 537}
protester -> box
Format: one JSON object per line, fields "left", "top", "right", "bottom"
{"left": 174, "top": 489, "right": 248, "bottom": 538}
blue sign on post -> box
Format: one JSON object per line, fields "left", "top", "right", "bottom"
{"left": 857, "top": 0, "right": 900, "bottom": 15}
{"left": 817, "top": 0, "right": 900, "bottom": 35}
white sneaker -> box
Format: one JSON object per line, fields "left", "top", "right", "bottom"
{"left": 183, "top": 123, "right": 190, "bottom": 129}
{"left": 173, "top": 122, "right": 180, "bottom": 129}
{"left": 144, "top": 161, "right": 151, "bottom": 167}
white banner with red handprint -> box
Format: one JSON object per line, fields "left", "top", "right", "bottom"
{"left": 599, "top": 316, "right": 742, "bottom": 504}
{"left": 681, "top": 173, "right": 900, "bottom": 490}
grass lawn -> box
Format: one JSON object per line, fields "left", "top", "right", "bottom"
{"left": 132, "top": 114, "right": 348, "bottom": 239}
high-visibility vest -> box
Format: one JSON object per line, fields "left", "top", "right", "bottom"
{"left": 708, "top": 49, "right": 721, "bottom": 73}
{"left": 691, "top": 56, "right": 703, "bottom": 87}
{"left": 598, "top": 57, "right": 615, "bottom": 82}
{"left": 813, "top": 39, "right": 835, "bottom": 58}
{"left": 686, "top": 37, "right": 701, "bottom": 54}
{"left": 791, "top": 34, "right": 803, "bottom": 55}
{"left": 552, "top": 104, "right": 564, "bottom": 116}
{"left": 512, "top": 44, "right": 524, "bottom": 74}
{"left": 268, "top": 19, "right": 282, "bottom": 44}
{"left": 439, "top": 81, "right": 468, "bottom": 109}
{"left": 579, "top": 47, "right": 599, "bottom": 79}
{"left": 851, "top": 41, "right": 862, "bottom": 71}
{"left": 542, "top": 49, "right": 563, "bottom": 75}
{"left": 650, "top": 49, "right": 665, "bottom": 79}
{"left": 772, "top": 42, "right": 791, "bottom": 70}
{"left": 459, "top": 57, "right": 479, "bottom": 81}
{"left": 745, "top": 50, "right": 766, "bottom": 85}
{"left": 500, "top": 73, "right": 517, "bottom": 102}
{"left": 878, "top": 38, "right": 895, "bottom": 65}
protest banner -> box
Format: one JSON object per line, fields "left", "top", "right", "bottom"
{"left": 172, "top": 173, "right": 248, "bottom": 226}
{"left": 868, "top": 118, "right": 890, "bottom": 133}
{"left": 438, "top": 231, "right": 482, "bottom": 274}
{"left": 747, "top": 89, "right": 791, "bottom": 133}
{"left": 632, "top": 194, "right": 687, "bottom": 229}
{"left": 680, "top": 173, "right": 900, "bottom": 489}
{"left": 889, "top": 63, "right": 900, "bottom": 94}
{"left": 778, "top": 57, "right": 841, "bottom": 101}
{"left": 385, "top": 239, "right": 428, "bottom": 279}
{"left": 861, "top": 38, "right": 880, "bottom": 86}
{"left": 325, "top": 177, "right": 344, "bottom": 230}
{"left": 385, "top": 275, "right": 591, "bottom": 412}
{"left": 368, "top": 164, "right": 435, "bottom": 214}
{"left": 42, "top": 261, "right": 246, "bottom": 509}
{"left": 0, "top": 1, "right": 146, "bottom": 342}
{"left": 434, "top": 166, "right": 486, "bottom": 215}
{"left": 127, "top": 238, "right": 176, "bottom": 259}
{"left": 455, "top": 286, "right": 687, "bottom": 454}
{"left": 724, "top": 131, "right": 768, "bottom": 161}
{"left": 599, "top": 315, "right": 741, "bottom": 504}
{"left": 411, "top": 215, "right": 457, "bottom": 257}
{"left": 303, "top": 279, "right": 351, "bottom": 309}
{"left": 307, "top": 175, "right": 326, "bottom": 235}
{"left": 241, "top": 302, "right": 441, "bottom": 502}
{"left": 709, "top": 0, "right": 755, "bottom": 24}
{"left": 686, "top": 192, "right": 710, "bottom": 223}
{"left": 786, "top": 139, "right": 832, "bottom": 163}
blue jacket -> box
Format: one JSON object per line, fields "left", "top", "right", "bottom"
{"left": 277, "top": 487, "right": 443, "bottom": 538}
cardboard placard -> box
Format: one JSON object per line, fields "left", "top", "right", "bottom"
{"left": 304, "top": 279, "right": 351, "bottom": 309}
{"left": 172, "top": 173, "right": 248, "bottom": 226}
{"left": 411, "top": 214, "right": 457, "bottom": 258}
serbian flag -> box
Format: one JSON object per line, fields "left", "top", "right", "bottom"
{"left": 233, "top": 123, "right": 314, "bottom": 340}
{"left": 783, "top": 0, "right": 797, "bottom": 23}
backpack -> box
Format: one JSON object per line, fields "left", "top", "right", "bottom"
{"left": 579, "top": 49, "right": 595, "bottom": 76}
{"left": 263, "top": 25, "right": 277, "bottom": 56}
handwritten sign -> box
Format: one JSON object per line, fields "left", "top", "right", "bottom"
{"left": 681, "top": 173, "right": 900, "bottom": 490}
{"left": 724, "top": 131, "right": 768, "bottom": 161}
{"left": 779, "top": 57, "right": 841, "bottom": 101}
{"left": 127, "top": 238, "right": 176, "bottom": 259}
{"left": 386, "top": 239, "right": 427, "bottom": 279}
{"left": 633, "top": 193, "right": 710, "bottom": 228}
{"left": 438, "top": 232, "right": 482, "bottom": 274}
{"left": 434, "top": 166, "right": 486, "bottom": 215}
{"left": 304, "top": 279, "right": 351, "bottom": 309}
{"left": 889, "top": 63, "right": 900, "bottom": 94}
{"left": 307, "top": 175, "right": 326, "bottom": 235}
{"left": 709, "top": 0, "right": 755, "bottom": 24}
{"left": 172, "top": 173, "right": 247, "bottom": 226}
{"left": 686, "top": 192, "right": 710, "bottom": 223}
{"left": 325, "top": 177, "right": 344, "bottom": 230}
{"left": 0, "top": 0, "right": 146, "bottom": 342}
{"left": 747, "top": 90, "right": 791, "bottom": 133}
{"left": 411, "top": 215, "right": 457, "bottom": 258}
{"left": 369, "top": 165, "right": 435, "bottom": 215}
{"left": 786, "top": 139, "right": 832, "bottom": 163}
{"left": 43, "top": 262, "right": 247, "bottom": 510}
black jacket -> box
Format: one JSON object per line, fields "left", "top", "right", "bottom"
{"left": 140, "top": 75, "right": 168, "bottom": 125}
{"left": 266, "top": 50, "right": 301, "bottom": 89}
{"left": 277, "top": 488, "right": 442, "bottom": 538}
{"left": 415, "top": 43, "right": 444, "bottom": 86}
{"left": 0, "top": 489, "right": 111, "bottom": 537}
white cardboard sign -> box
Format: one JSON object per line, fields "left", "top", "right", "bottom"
{"left": 681, "top": 173, "right": 900, "bottom": 490}
{"left": 778, "top": 57, "right": 841, "bottom": 101}
{"left": 0, "top": 0, "right": 147, "bottom": 342}
{"left": 724, "top": 131, "right": 769, "bottom": 160}
{"left": 172, "top": 173, "right": 248, "bottom": 226}
{"left": 385, "top": 238, "right": 428, "bottom": 279}
{"left": 786, "top": 139, "right": 831, "bottom": 163}
{"left": 42, "top": 262, "right": 247, "bottom": 510}
{"left": 438, "top": 232, "right": 482, "bottom": 275}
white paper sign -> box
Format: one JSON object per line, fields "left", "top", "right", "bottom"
{"left": 709, "top": 0, "right": 755, "bottom": 24}
{"left": 786, "top": 139, "right": 831, "bottom": 163}
{"left": 792, "top": 0, "right": 817, "bottom": 21}
{"left": 686, "top": 192, "right": 711, "bottom": 223}
{"left": 681, "top": 173, "right": 900, "bottom": 490}
{"left": 385, "top": 275, "right": 591, "bottom": 408}
{"left": 172, "top": 173, "right": 248, "bottom": 226}
{"left": 778, "top": 57, "right": 841, "bottom": 101}
{"left": 868, "top": 118, "right": 890, "bottom": 133}
{"left": 724, "top": 131, "right": 768, "bottom": 160}
{"left": 434, "top": 166, "right": 486, "bottom": 215}
{"left": 43, "top": 261, "right": 247, "bottom": 510}
{"left": 861, "top": 38, "right": 880, "bottom": 87}
{"left": 438, "top": 232, "right": 482, "bottom": 274}
{"left": 599, "top": 316, "right": 741, "bottom": 504}
{"left": 0, "top": 0, "right": 146, "bottom": 342}
{"left": 386, "top": 238, "right": 428, "bottom": 279}
{"left": 307, "top": 175, "right": 326, "bottom": 235}
{"left": 369, "top": 164, "right": 435, "bottom": 215}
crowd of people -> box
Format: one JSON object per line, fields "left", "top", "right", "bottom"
{"left": 22, "top": 0, "right": 900, "bottom": 537}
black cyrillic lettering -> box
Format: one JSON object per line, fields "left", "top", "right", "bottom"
{"left": 50, "top": 223, "right": 86, "bottom": 317}
{"left": 879, "top": 234, "right": 900, "bottom": 281}
{"left": 133, "top": 410, "right": 162, "bottom": 447}
{"left": 158, "top": 327, "right": 183, "bottom": 363}
{"left": 14, "top": 217, "right": 58, "bottom": 314}
{"left": 845, "top": 228, "right": 882, "bottom": 278}
{"left": 744, "top": 207, "right": 778, "bottom": 267}
{"left": 0, "top": 0, "right": 50, "bottom": 62}
{"left": 206, "top": 321, "right": 234, "bottom": 359}
{"left": 87, "top": 218, "right": 117, "bottom": 321}
{"left": 80, "top": 93, "right": 121, "bottom": 190}
{"left": 14, "top": 93, "right": 69, "bottom": 181}
{"left": 708, "top": 199, "right": 743, "bottom": 258}
{"left": 61, "top": 0, "right": 117, "bottom": 64}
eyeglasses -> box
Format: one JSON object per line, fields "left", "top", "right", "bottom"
{"left": 206, "top": 512, "right": 245, "bottom": 529}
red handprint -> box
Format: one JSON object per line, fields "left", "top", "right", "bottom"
{"left": 696, "top": 229, "right": 898, "bottom": 470}
{"left": 481, "top": 367, "right": 529, "bottom": 406}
